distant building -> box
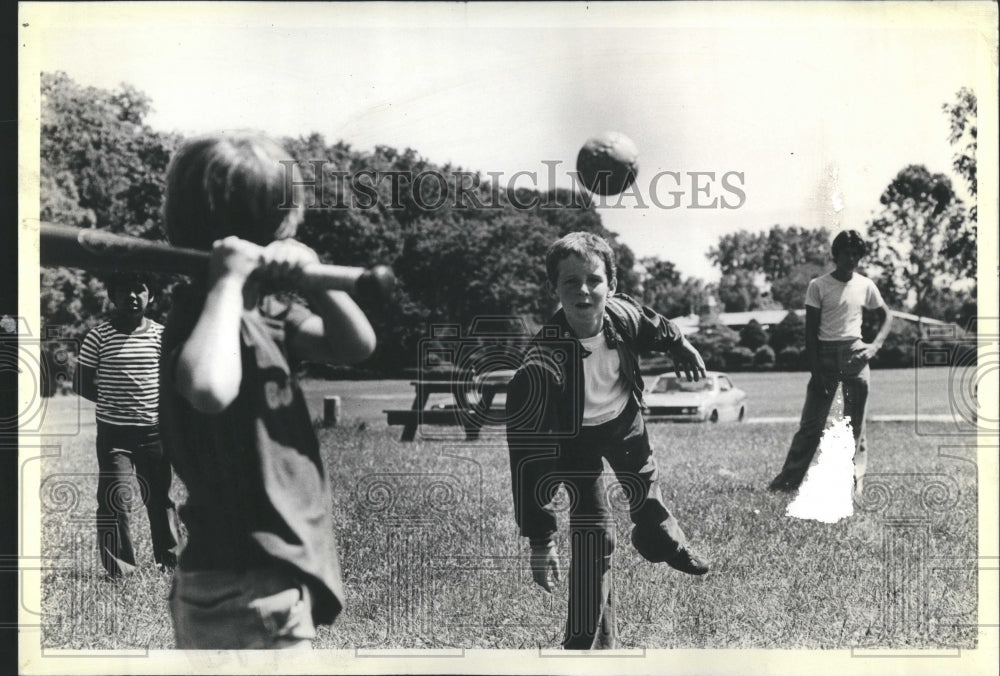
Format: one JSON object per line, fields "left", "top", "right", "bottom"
{"left": 669, "top": 308, "right": 962, "bottom": 337}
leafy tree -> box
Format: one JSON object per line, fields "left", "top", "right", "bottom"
{"left": 943, "top": 88, "right": 977, "bottom": 203}
{"left": 739, "top": 319, "right": 769, "bottom": 351}
{"left": 716, "top": 269, "right": 766, "bottom": 312}
{"left": 759, "top": 226, "right": 831, "bottom": 281}
{"left": 687, "top": 318, "right": 739, "bottom": 370}
{"left": 41, "top": 71, "right": 180, "bottom": 238}
{"left": 866, "top": 165, "right": 975, "bottom": 311}
{"left": 707, "top": 229, "right": 764, "bottom": 278}
{"left": 707, "top": 225, "right": 830, "bottom": 281}
{"left": 870, "top": 321, "right": 921, "bottom": 369}
{"left": 40, "top": 75, "right": 641, "bottom": 374}
{"left": 283, "top": 132, "right": 637, "bottom": 372}
{"left": 639, "top": 257, "right": 681, "bottom": 291}
{"left": 940, "top": 87, "right": 977, "bottom": 330}
{"left": 40, "top": 72, "right": 180, "bottom": 347}
{"left": 769, "top": 262, "right": 827, "bottom": 310}
{"left": 639, "top": 258, "right": 712, "bottom": 319}
{"left": 913, "top": 284, "right": 977, "bottom": 331}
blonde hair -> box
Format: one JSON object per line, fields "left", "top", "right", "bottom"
{"left": 164, "top": 132, "right": 304, "bottom": 250}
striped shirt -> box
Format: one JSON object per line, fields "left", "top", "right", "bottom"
{"left": 78, "top": 318, "right": 163, "bottom": 426}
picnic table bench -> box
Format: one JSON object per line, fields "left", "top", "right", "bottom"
{"left": 385, "top": 370, "right": 514, "bottom": 441}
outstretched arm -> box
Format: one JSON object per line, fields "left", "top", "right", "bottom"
{"left": 633, "top": 300, "right": 706, "bottom": 381}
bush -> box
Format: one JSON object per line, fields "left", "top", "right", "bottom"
{"left": 769, "top": 311, "right": 806, "bottom": 352}
{"left": 753, "top": 345, "right": 776, "bottom": 369}
{"left": 689, "top": 319, "right": 740, "bottom": 370}
{"left": 777, "top": 346, "right": 803, "bottom": 370}
{"left": 870, "top": 320, "right": 921, "bottom": 368}
{"left": 739, "top": 319, "right": 770, "bottom": 351}
{"left": 726, "top": 346, "right": 755, "bottom": 370}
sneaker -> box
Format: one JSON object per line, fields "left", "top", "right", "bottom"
{"left": 630, "top": 527, "right": 710, "bottom": 575}
{"left": 664, "top": 546, "right": 711, "bottom": 576}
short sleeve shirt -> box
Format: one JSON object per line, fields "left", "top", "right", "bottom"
{"left": 159, "top": 287, "right": 345, "bottom": 625}
{"left": 78, "top": 319, "right": 163, "bottom": 425}
{"left": 805, "top": 272, "right": 885, "bottom": 341}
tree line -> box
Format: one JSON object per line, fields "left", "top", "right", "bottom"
{"left": 38, "top": 72, "right": 977, "bottom": 386}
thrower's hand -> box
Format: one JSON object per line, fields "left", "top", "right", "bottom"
{"left": 209, "top": 236, "right": 263, "bottom": 286}
{"left": 848, "top": 343, "right": 878, "bottom": 367}
{"left": 259, "top": 239, "right": 321, "bottom": 291}
{"left": 670, "top": 337, "right": 707, "bottom": 382}
{"left": 530, "top": 542, "right": 561, "bottom": 593}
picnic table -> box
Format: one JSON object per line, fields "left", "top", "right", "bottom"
{"left": 385, "top": 370, "right": 514, "bottom": 441}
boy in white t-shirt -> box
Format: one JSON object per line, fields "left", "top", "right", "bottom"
{"left": 768, "top": 230, "right": 893, "bottom": 496}
{"left": 506, "top": 232, "right": 710, "bottom": 649}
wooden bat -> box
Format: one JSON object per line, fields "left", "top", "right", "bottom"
{"left": 39, "top": 222, "right": 395, "bottom": 298}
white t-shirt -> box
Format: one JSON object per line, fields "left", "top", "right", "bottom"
{"left": 805, "top": 272, "right": 885, "bottom": 341}
{"left": 579, "top": 333, "right": 631, "bottom": 426}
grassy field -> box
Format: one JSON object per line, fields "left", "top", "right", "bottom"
{"left": 36, "top": 368, "right": 979, "bottom": 650}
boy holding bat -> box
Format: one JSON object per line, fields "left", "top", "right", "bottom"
{"left": 506, "top": 232, "right": 710, "bottom": 650}
{"left": 158, "top": 133, "right": 376, "bottom": 649}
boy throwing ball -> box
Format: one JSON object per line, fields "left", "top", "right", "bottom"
{"left": 159, "top": 133, "right": 376, "bottom": 649}
{"left": 506, "top": 232, "right": 710, "bottom": 650}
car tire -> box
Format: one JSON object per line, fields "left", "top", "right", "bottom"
{"left": 738, "top": 406, "right": 746, "bottom": 422}
{"left": 709, "top": 409, "right": 719, "bottom": 423}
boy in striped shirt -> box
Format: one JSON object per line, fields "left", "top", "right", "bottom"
{"left": 76, "top": 271, "right": 179, "bottom": 577}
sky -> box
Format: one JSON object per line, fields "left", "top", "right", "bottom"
{"left": 22, "top": 1, "right": 995, "bottom": 281}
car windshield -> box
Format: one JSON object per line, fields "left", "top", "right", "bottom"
{"left": 650, "top": 376, "right": 713, "bottom": 393}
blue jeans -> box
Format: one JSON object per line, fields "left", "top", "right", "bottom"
{"left": 169, "top": 566, "right": 316, "bottom": 649}
{"left": 95, "top": 422, "right": 179, "bottom": 576}
{"left": 558, "top": 401, "right": 692, "bottom": 649}
{"left": 777, "top": 339, "right": 870, "bottom": 486}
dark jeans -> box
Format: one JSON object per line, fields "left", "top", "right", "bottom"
{"left": 558, "top": 401, "right": 691, "bottom": 650}
{"left": 776, "top": 339, "right": 871, "bottom": 487}
{"left": 96, "top": 422, "right": 179, "bottom": 575}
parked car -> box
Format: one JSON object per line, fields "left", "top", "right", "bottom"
{"left": 643, "top": 371, "right": 748, "bottom": 423}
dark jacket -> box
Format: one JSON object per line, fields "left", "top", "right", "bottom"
{"left": 505, "top": 294, "right": 685, "bottom": 542}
